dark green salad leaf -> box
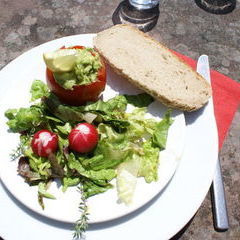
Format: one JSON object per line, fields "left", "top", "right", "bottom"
{"left": 124, "top": 93, "right": 154, "bottom": 107}
{"left": 152, "top": 110, "right": 173, "bottom": 150}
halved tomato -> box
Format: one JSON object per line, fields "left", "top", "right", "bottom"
{"left": 46, "top": 46, "right": 106, "bottom": 106}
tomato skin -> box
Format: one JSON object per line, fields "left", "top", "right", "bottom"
{"left": 31, "top": 130, "right": 58, "bottom": 157}
{"left": 46, "top": 46, "right": 106, "bottom": 106}
{"left": 68, "top": 123, "right": 98, "bottom": 153}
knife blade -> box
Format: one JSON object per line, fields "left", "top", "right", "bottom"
{"left": 197, "top": 55, "right": 229, "bottom": 231}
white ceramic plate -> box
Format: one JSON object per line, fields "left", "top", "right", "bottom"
{"left": 0, "top": 34, "right": 218, "bottom": 240}
{"left": 0, "top": 34, "right": 186, "bottom": 224}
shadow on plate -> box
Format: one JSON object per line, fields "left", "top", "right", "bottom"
{"left": 184, "top": 104, "right": 206, "bottom": 126}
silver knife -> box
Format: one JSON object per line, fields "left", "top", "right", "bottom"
{"left": 197, "top": 55, "right": 229, "bottom": 231}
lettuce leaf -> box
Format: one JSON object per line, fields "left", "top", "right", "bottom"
{"left": 5, "top": 105, "right": 45, "bottom": 133}
{"left": 90, "top": 124, "right": 135, "bottom": 170}
{"left": 138, "top": 140, "right": 159, "bottom": 183}
{"left": 68, "top": 153, "right": 116, "bottom": 181}
{"left": 152, "top": 110, "right": 173, "bottom": 150}
{"left": 43, "top": 94, "right": 84, "bottom": 123}
{"left": 30, "top": 79, "right": 49, "bottom": 101}
{"left": 18, "top": 156, "right": 41, "bottom": 182}
{"left": 82, "top": 179, "right": 113, "bottom": 198}
{"left": 84, "top": 95, "right": 128, "bottom": 113}
{"left": 38, "top": 182, "right": 56, "bottom": 199}
{"left": 62, "top": 177, "right": 81, "bottom": 192}
{"left": 116, "top": 154, "right": 141, "bottom": 205}
{"left": 24, "top": 148, "right": 52, "bottom": 178}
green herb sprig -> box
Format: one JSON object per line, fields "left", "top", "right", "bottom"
{"left": 73, "top": 185, "right": 89, "bottom": 240}
{"left": 10, "top": 143, "right": 23, "bottom": 161}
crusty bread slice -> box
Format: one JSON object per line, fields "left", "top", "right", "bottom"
{"left": 93, "top": 24, "right": 211, "bottom": 112}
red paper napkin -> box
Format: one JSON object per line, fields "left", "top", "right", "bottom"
{"left": 173, "top": 52, "right": 240, "bottom": 150}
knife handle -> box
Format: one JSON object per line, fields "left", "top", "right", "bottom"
{"left": 210, "top": 159, "right": 229, "bottom": 231}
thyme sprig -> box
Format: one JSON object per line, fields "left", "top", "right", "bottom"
{"left": 10, "top": 134, "right": 30, "bottom": 161}
{"left": 73, "top": 184, "right": 89, "bottom": 240}
{"left": 10, "top": 143, "right": 23, "bottom": 161}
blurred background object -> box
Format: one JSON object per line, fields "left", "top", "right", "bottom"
{"left": 112, "top": 0, "right": 160, "bottom": 32}
{"left": 195, "top": 0, "right": 236, "bottom": 14}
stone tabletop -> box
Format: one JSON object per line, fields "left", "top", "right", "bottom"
{"left": 0, "top": 0, "right": 239, "bottom": 239}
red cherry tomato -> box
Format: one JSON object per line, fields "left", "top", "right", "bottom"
{"left": 68, "top": 123, "right": 98, "bottom": 153}
{"left": 46, "top": 45, "right": 106, "bottom": 106}
{"left": 31, "top": 130, "right": 58, "bottom": 157}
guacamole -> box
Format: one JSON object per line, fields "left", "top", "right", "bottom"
{"left": 53, "top": 48, "right": 102, "bottom": 90}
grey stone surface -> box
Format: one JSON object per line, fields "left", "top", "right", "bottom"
{"left": 0, "top": 0, "right": 239, "bottom": 239}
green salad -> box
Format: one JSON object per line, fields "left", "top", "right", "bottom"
{"left": 5, "top": 79, "right": 173, "bottom": 238}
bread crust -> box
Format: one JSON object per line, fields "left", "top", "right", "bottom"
{"left": 93, "top": 24, "right": 212, "bottom": 112}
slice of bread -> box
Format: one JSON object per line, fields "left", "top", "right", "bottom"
{"left": 93, "top": 24, "right": 212, "bottom": 112}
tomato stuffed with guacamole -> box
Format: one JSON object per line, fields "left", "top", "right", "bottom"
{"left": 46, "top": 46, "right": 106, "bottom": 106}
